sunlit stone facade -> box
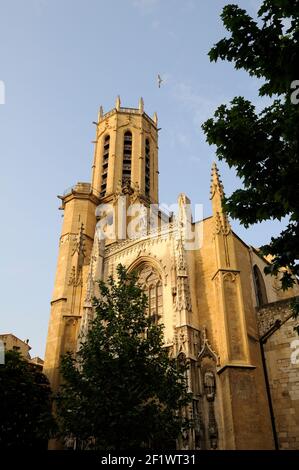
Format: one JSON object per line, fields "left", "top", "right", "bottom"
{"left": 44, "top": 99, "right": 299, "bottom": 450}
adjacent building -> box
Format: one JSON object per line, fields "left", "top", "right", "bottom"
{"left": 0, "top": 333, "right": 31, "bottom": 360}
{"left": 0, "top": 333, "right": 44, "bottom": 370}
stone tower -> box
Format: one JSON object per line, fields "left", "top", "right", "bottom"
{"left": 44, "top": 97, "right": 159, "bottom": 391}
{"left": 91, "top": 96, "right": 159, "bottom": 204}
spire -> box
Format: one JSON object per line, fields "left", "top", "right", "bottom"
{"left": 139, "top": 97, "right": 144, "bottom": 113}
{"left": 153, "top": 111, "right": 158, "bottom": 126}
{"left": 115, "top": 95, "right": 121, "bottom": 111}
{"left": 210, "top": 162, "right": 230, "bottom": 234}
{"left": 210, "top": 162, "right": 224, "bottom": 201}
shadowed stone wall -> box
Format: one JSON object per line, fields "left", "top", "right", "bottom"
{"left": 257, "top": 298, "right": 299, "bottom": 449}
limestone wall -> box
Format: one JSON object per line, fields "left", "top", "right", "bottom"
{"left": 257, "top": 298, "right": 299, "bottom": 449}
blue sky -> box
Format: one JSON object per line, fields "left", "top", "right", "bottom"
{"left": 0, "top": 0, "right": 286, "bottom": 357}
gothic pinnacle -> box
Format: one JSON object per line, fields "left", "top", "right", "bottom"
{"left": 115, "top": 95, "right": 121, "bottom": 111}
{"left": 210, "top": 162, "right": 231, "bottom": 233}
{"left": 139, "top": 97, "right": 144, "bottom": 113}
{"left": 98, "top": 105, "right": 103, "bottom": 122}
{"left": 210, "top": 161, "right": 224, "bottom": 200}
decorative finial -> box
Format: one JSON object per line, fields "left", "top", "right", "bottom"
{"left": 115, "top": 95, "right": 121, "bottom": 111}
{"left": 139, "top": 97, "right": 144, "bottom": 113}
{"left": 153, "top": 112, "right": 158, "bottom": 125}
{"left": 98, "top": 105, "right": 103, "bottom": 122}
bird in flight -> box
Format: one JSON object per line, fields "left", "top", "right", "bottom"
{"left": 157, "top": 74, "right": 163, "bottom": 88}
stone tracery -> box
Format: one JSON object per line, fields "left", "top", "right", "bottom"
{"left": 136, "top": 263, "right": 163, "bottom": 323}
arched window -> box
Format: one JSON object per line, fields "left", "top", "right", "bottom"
{"left": 145, "top": 138, "right": 150, "bottom": 198}
{"left": 137, "top": 264, "right": 163, "bottom": 324}
{"left": 100, "top": 135, "right": 110, "bottom": 197}
{"left": 253, "top": 265, "right": 268, "bottom": 306}
{"left": 122, "top": 131, "right": 132, "bottom": 185}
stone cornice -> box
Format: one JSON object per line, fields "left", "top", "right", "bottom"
{"left": 97, "top": 107, "right": 157, "bottom": 129}
{"left": 211, "top": 268, "right": 240, "bottom": 281}
{"left": 50, "top": 297, "right": 67, "bottom": 305}
{"left": 58, "top": 188, "right": 99, "bottom": 209}
{"left": 217, "top": 363, "right": 256, "bottom": 375}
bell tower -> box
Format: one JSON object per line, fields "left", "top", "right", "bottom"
{"left": 44, "top": 98, "right": 159, "bottom": 392}
{"left": 91, "top": 96, "right": 159, "bottom": 204}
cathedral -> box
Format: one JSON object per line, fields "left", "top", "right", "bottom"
{"left": 44, "top": 98, "right": 299, "bottom": 450}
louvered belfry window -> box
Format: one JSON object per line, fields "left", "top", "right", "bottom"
{"left": 122, "top": 131, "right": 132, "bottom": 185}
{"left": 145, "top": 138, "right": 150, "bottom": 197}
{"left": 100, "top": 134, "right": 110, "bottom": 197}
{"left": 137, "top": 264, "right": 163, "bottom": 324}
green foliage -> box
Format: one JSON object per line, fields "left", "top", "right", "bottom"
{"left": 0, "top": 351, "right": 56, "bottom": 448}
{"left": 56, "top": 265, "right": 191, "bottom": 450}
{"left": 291, "top": 297, "right": 299, "bottom": 335}
{"left": 202, "top": 0, "right": 299, "bottom": 291}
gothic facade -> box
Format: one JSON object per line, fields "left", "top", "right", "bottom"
{"left": 44, "top": 98, "right": 299, "bottom": 450}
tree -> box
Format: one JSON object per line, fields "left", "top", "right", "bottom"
{"left": 202, "top": 0, "right": 299, "bottom": 297}
{"left": 56, "top": 265, "right": 191, "bottom": 450}
{"left": 0, "top": 351, "right": 56, "bottom": 448}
